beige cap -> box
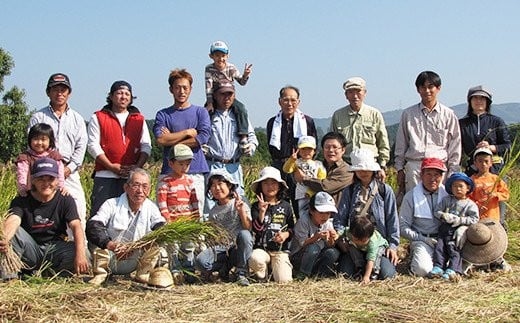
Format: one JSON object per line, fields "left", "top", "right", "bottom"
{"left": 343, "top": 77, "right": 366, "bottom": 91}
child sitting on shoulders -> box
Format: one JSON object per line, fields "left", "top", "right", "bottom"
{"left": 283, "top": 136, "right": 326, "bottom": 215}
{"left": 430, "top": 172, "right": 479, "bottom": 280}
{"left": 249, "top": 166, "right": 295, "bottom": 283}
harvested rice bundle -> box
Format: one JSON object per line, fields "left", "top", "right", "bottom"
{"left": 0, "top": 211, "right": 24, "bottom": 277}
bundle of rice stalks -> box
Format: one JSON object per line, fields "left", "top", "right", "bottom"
{"left": 0, "top": 211, "right": 25, "bottom": 277}
{"left": 123, "top": 216, "right": 231, "bottom": 254}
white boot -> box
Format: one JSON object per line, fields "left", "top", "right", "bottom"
{"left": 134, "top": 247, "right": 160, "bottom": 284}
{"left": 89, "top": 248, "right": 110, "bottom": 285}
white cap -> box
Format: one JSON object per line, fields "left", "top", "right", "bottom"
{"left": 313, "top": 192, "right": 337, "bottom": 213}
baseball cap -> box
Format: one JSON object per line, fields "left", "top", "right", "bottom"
{"left": 298, "top": 136, "right": 316, "bottom": 149}
{"left": 420, "top": 157, "right": 447, "bottom": 172}
{"left": 473, "top": 147, "right": 493, "bottom": 158}
{"left": 467, "top": 85, "right": 492, "bottom": 102}
{"left": 313, "top": 192, "right": 338, "bottom": 213}
{"left": 343, "top": 77, "right": 366, "bottom": 91}
{"left": 210, "top": 40, "right": 229, "bottom": 54}
{"left": 110, "top": 80, "right": 133, "bottom": 94}
{"left": 213, "top": 81, "right": 235, "bottom": 94}
{"left": 169, "top": 144, "right": 193, "bottom": 161}
{"left": 31, "top": 157, "right": 59, "bottom": 178}
{"left": 47, "top": 73, "right": 71, "bottom": 91}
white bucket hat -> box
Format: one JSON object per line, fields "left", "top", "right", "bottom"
{"left": 313, "top": 191, "right": 337, "bottom": 213}
{"left": 251, "top": 166, "right": 288, "bottom": 192}
{"left": 207, "top": 168, "right": 239, "bottom": 186}
{"left": 349, "top": 148, "right": 381, "bottom": 172}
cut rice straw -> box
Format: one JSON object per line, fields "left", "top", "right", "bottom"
{"left": 0, "top": 211, "right": 25, "bottom": 276}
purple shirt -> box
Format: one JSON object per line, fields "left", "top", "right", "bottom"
{"left": 153, "top": 105, "right": 211, "bottom": 175}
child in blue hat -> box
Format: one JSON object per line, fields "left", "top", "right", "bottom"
{"left": 429, "top": 172, "right": 479, "bottom": 279}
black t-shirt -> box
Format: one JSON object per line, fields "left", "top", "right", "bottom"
{"left": 9, "top": 191, "right": 79, "bottom": 244}
{"left": 251, "top": 200, "right": 295, "bottom": 251}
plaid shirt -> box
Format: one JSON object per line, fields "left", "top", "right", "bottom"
{"left": 205, "top": 62, "right": 249, "bottom": 102}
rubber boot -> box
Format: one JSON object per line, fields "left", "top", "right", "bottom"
{"left": 134, "top": 247, "right": 160, "bottom": 284}
{"left": 89, "top": 248, "right": 110, "bottom": 285}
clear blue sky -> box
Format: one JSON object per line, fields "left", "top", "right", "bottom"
{"left": 2, "top": 1, "right": 519, "bottom": 127}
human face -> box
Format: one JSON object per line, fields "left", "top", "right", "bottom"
{"left": 322, "top": 139, "right": 345, "bottom": 164}
{"left": 214, "top": 90, "right": 235, "bottom": 110}
{"left": 417, "top": 81, "right": 441, "bottom": 108}
{"left": 345, "top": 88, "right": 366, "bottom": 111}
{"left": 278, "top": 88, "right": 300, "bottom": 119}
{"left": 168, "top": 159, "right": 192, "bottom": 178}
{"left": 310, "top": 209, "right": 331, "bottom": 226}
{"left": 298, "top": 147, "right": 315, "bottom": 161}
{"left": 421, "top": 168, "right": 444, "bottom": 193}
{"left": 110, "top": 87, "right": 132, "bottom": 112}
{"left": 47, "top": 85, "right": 70, "bottom": 107}
{"left": 451, "top": 180, "right": 470, "bottom": 200}
{"left": 351, "top": 235, "right": 370, "bottom": 247}
{"left": 261, "top": 178, "right": 280, "bottom": 202}
{"left": 354, "top": 170, "right": 374, "bottom": 187}
{"left": 124, "top": 173, "right": 151, "bottom": 207}
{"left": 170, "top": 78, "right": 192, "bottom": 107}
{"left": 209, "top": 179, "right": 231, "bottom": 204}
{"left": 31, "top": 175, "right": 58, "bottom": 201}
{"left": 470, "top": 96, "right": 488, "bottom": 116}
{"left": 30, "top": 135, "right": 50, "bottom": 154}
{"left": 474, "top": 154, "right": 493, "bottom": 175}
{"left": 210, "top": 51, "right": 228, "bottom": 70}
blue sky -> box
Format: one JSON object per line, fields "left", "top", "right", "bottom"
{"left": 2, "top": 1, "right": 519, "bottom": 127}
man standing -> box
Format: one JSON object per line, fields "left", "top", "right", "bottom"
{"left": 87, "top": 81, "right": 151, "bottom": 216}
{"left": 153, "top": 69, "right": 211, "bottom": 215}
{"left": 394, "top": 71, "right": 461, "bottom": 196}
{"left": 399, "top": 158, "right": 448, "bottom": 277}
{"left": 330, "top": 77, "right": 390, "bottom": 179}
{"left": 0, "top": 158, "right": 89, "bottom": 279}
{"left": 30, "top": 73, "right": 88, "bottom": 233}
{"left": 86, "top": 168, "right": 165, "bottom": 285}
{"left": 205, "top": 81, "right": 258, "bottom": 199}
{"left": 267, "top": 86, "right": 317, "bottom": 211}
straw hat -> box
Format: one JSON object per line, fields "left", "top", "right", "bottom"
{"left": 147, "top": 267, "right": 174, "bottom": 289}
{"left": 462, "top": 220, "right": 508, "bottom": 265}
{"left": 251, "top": 166, "right": 288, "bottom": 192}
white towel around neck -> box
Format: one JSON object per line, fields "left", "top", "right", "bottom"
{"left": 413, "top": 183, "right": 448, "bottom": 219}
{"left": 269, "top": 109, "right": 308, "bottom": 150}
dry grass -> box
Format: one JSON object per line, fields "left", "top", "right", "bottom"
{"left": 1, "top": 265, "right": 519, "bottom": 322}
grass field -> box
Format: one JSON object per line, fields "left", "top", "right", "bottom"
{"left": 0, "top": 162, "right": 519, "bottom": 322}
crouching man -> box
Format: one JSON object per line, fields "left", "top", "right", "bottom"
{"left": 86, "top": 168, "right": 165, "bottom": 285}
{"left": 0, "top": 158, "right": 89, "bottom": 279}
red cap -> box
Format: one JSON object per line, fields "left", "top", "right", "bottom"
{"left": 421, "top": 157, "right": 447, "bottom": 172}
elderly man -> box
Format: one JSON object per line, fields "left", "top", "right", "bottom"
{"left": 86, "top": 168, "right": 165, "bottom": 285}
{"left": 87, "top": 80, "right": 151, "bottom": 217}
{"left": 0, "top": 158, "right": 89, "bottom": 279}
{"left": 395, "top": 71, "right": 461, "bottom": 196}
{"left": 267, "top": 86, "right": 317, "bottom": 211}
{"left": 30, "top": 73, "right": 88, "bottom": 235}
{"left": 330, "top": 77, "right": 390, "bottom": 180}
{"left": 399, "top": 157, "right": 448, "bottom": 277}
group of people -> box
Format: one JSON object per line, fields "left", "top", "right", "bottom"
{"left": 0, "top": 40, "right": 513, "bottom": 288}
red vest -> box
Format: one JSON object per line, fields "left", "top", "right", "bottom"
{"left": 94, "top": 109, "right": 144, "bottom": 172}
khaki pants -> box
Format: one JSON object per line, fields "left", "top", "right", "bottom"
{"left": 249, "top": 249, "right": 292, "bottom": 283}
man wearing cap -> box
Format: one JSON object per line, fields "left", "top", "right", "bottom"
{"left": 86, "top": 168, "right": 166, "bottom": 285}
{"left": 153, "top": 69, "right": 211, "bottom": 216}
{"left": 330, "top": 77, "right": 390, "bottom": 180}
{"left": 30, "top": 73, "right": 88, "bottom": 234}
{"left": 204, "top": 81, "right": 258, "bottom": 207}
{"left": 399, "top": 157, "right": 448, "bottom": 277}
{"left": 267, "top": 86, "right": 318, "bottom": 209}
{"left": 0, "top": 158, "right": 89, "bottom": 279}
{"left": 394, "top": 71, "right": 461, "bottom": 195}
{"left": 87, "top": 80, "right": 151, "bottom": 217}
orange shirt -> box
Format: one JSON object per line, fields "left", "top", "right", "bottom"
{"left": 469, "top": 173, "right": 509, "bottom": 222}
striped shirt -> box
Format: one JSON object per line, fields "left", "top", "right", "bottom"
{"left": 157, "top": 174, "right": 199, "bottom": 222}
{"left": 205, "top": 62, "right": 249, "bottom": 102}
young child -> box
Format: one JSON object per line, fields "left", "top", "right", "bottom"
{"left": 16, "top": 123, "right": 65, "bottom": 196}
{"left": 430, "top": 172, "right": 479, "bottom": 279}
{"left": 283, "top": 136, "right": 326, "bottom": 214}
{"left": 290, "top": 191, "right": 339, "bottom": 279}
{"left": 343, "top": 216, "right": 389, "bottom": 284}
{"left": 468, "top": 147, "right": 511, "bottom": 271}
{"left": 205, "top": 40, "right": 252, "bottom": 144}
{"left": 157, "top": 144, "right": 199, "bottom": 221}
{"left": 195, "top": 169, "right": 253, "bottom": 286}
{"left": 249, "top": 167, "right": 295, "bottom": 283}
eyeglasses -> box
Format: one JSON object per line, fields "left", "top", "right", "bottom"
{"left": 129, "top": 182, "right": 150, "bottom": 191}
{"left": 281, "top": 97, "right": 299, "bottom": 103}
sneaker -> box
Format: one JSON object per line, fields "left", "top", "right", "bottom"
{"left": 444, "top": 268, "right": 457, "bottom": 280}
{"left": 429, "top": 266, "right": 444, "bottom": 278}
{"left": 493, "top": 259, "right": 512, "bottom": 273}
{"left": 236, "top": 274, "right": 250, "bottom": 286}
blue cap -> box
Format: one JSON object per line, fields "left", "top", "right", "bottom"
{"left": 31, "top": 157, "right": 59, "bottom": 178}
{"left": 445, "top": 172, "right": 474, "bottom": 195}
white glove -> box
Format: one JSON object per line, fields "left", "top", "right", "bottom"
{"left": 450, "top": 216, "right": 462, "bottom": 227}
{"left": 241, "top": 143, "right": 253, "bottom": 157}
{"left": 201, "top": 144, "right": 210, "bottom": 156}
{"left": 454, "top": 226, "right": 468, "bottom": 249}
{"left": 440, "top": 212, "right": 458, "bottom": 224}
{"left": 424, "top": 237, "right": 438, "bottom": 249}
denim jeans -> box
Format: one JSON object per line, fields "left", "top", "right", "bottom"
{"left": 291, "top": 244, "right": 339, "bottom": 276}
{"left": 338, "top": 247, "right": 396, "bottom": 280}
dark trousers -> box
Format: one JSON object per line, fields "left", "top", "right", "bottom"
{"left": 433, "top": 236, "right": 462, "bottom": 273}
{"left": 90, "top": 177, "right": 126, "bottom": 217}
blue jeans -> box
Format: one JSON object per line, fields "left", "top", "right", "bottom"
{"left": 196, "top": 230, "right": 253, "bottom": 276}
{"left": 338, "top": 247, "right": 396, "bottom": 280}
{"left": 291, "top": 244, "right": 339, "bottom": 276}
